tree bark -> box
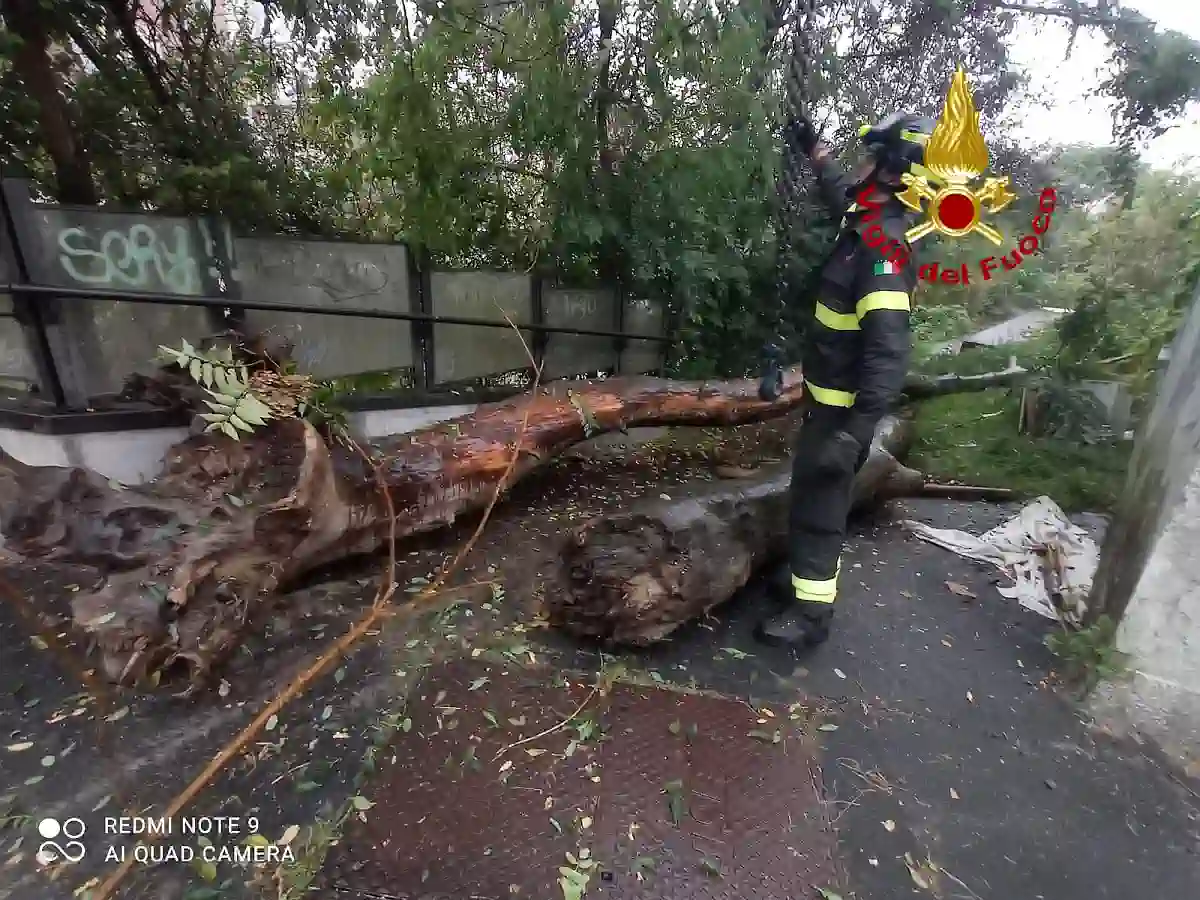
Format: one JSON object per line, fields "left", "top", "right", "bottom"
{"left": 901, "top": 364, "right": 1027, "bottom": 399}
{"left": 595, "top": 0, "right": 618, "bottom": 178}
{"left": 545, "top": 415, "right": 923, "bottom": 646}
{"left": 1, "top": 0, "right": 97, "bottom": 204}
{"left": 0, "top": 368, "right": 808, "bottom": 693}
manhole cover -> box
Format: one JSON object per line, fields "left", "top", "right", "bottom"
{"left": 319, "top": 659, "right": 837, "bottom": 899}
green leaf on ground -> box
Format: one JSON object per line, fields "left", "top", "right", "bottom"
{"left": 748, "top": 729, "right": 781, "bottom": 743}
{"left": 631, "top": 855, "right": 657, "bottom": 879}
{"left": 663, "top": 779, "right": 687, "bottom": 825}
{"left": 558, "top": 866, "right": 589, "bottom": 900}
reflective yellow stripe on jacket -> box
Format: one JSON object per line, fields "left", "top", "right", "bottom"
{"left": 804, "top": 382, "right": 856, "bottom": 407}
{"left": 815, "top": 291, "right": 910, "bottom": 334}
{"left": 856, "top": 290, "right": 910, "bottom": 319}
{"left": 807, "top": 291, "right": 910, "bottom": 409}
{"left": 814, "top": 303, "right": 858, "bottom": 331}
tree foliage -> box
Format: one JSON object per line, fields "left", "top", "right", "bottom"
{"left": 1, "top": 0, "right": 1199, "bottom": 380}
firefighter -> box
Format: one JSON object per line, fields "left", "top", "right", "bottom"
{"left": 755, "top": 110, "right": 936, "bottom": 648}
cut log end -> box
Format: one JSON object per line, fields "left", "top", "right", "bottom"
{"left": 558, "top": 514, "right": 691, "bottom": 646}
{"left": 547, "top": 414, "right": 923, "bottom": 647}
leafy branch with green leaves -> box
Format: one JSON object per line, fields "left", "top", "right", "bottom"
{"left": 157, "top": 340, "right": 275, "bottom": 440}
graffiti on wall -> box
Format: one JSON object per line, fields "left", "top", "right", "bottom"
{"left": 54, "top": 218, "right": 239, "bottom": 296}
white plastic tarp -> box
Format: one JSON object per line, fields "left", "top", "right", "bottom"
{"left": 903, "top": 495, "right": 1099, "bottom": 622}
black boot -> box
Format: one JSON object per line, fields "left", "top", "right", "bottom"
{"left": 765, "top": 563, "right": 793, "bottom": 609}
{"left": 754, "top": 604, "right": 833, "bottom": 648}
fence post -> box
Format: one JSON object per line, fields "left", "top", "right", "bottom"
{"left": 614, "top": 281, "right": 629, "bottom": 374}
{"left": 0, "top": 178, "right": 101, "bottom": 409}
{"left": 201, "top": 215, "right": 242, "bottom": 332}
{"left": 661, "top": 289, "right": 682, "bottom": 375}
{"left": 531, "top": 271, "right": 547, "bottom": 373}
{"left": 408, "top": 245, "right": 432, "bottom": 390}
{"left": 0, "top": 187, "right": 65, "bottom": 407}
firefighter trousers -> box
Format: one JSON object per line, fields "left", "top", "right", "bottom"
{"left": 787, "top": 405, "right": 872, "bottom": 610}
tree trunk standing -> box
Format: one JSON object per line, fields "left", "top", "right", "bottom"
{"left": 1, "top": 0, "right": 97, "bottom": 204}
{"left": 595, "top": 0, "right": 618, "bottom": 180}
{"left": 592, "top": 0, "right": 626, "bottom": 299}
{"left": 776, "top": 0, "right": 817, "bottom": 211}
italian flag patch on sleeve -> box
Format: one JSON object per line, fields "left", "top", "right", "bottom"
{"left": 874, "top": 260, "right": 899, "bottom": 275}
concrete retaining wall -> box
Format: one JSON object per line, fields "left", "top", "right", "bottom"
{"left": 0, "top": 405, "right": 480, "bottom": 484}
{"left": 1089, "top": 285, "right": 1200, "bottom": 767}
{"left": 0, "top": 406, "right": 671, "bottom": 486}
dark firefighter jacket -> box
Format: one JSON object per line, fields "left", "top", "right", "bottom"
{"left": 801, "top": 160, "right": 920, "bottom": 448}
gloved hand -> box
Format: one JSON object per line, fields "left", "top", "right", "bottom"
{"left": 812, "top": 430, "right": 863, "bottom": 475}
{"left": 784, "top": 114, "right": 820, "bottom": 157}
{"left": 758, "top": 342, "right": 785, "bottom": 402}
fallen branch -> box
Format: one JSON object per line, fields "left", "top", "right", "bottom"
{"left": 902, "top": 363, "right": 1028, "bottom": 399}
{"left": 916, "top": 483, "right": 1016, "bottom": 501}
{"left": 492, "top": 685, "right": 598, "bottom": 762}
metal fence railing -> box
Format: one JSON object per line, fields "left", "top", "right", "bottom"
{"left": 0, "top": 177, "right": 671, "bottom": 426}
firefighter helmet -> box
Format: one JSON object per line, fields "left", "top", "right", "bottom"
{"left": 858, "top": 111, "right": 936, "bottom": 177}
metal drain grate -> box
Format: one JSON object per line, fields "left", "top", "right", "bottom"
{"left": 318, "top": 659, "right": 838, "bottom": 899}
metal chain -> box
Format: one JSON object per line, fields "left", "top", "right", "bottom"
{"left": 772, "top": 0, "right": 817, "bottom": 354}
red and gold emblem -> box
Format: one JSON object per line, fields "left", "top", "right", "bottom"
{"left": 898, "top": 68, "right": 1018, "bottom": 245}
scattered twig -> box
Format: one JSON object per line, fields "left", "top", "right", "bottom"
{"left": 917, "top": 483, "right": 1016, "bottom": 501}
{"left": 837, "top": 757, "right": 898, "bottom": 795}
{"left": 269, "top": 761, "right": 311, "bottom": 787}
{"left": 829, "top": 788, "right": 868, "bottom": 826}
{"left": 492, "top": 685, "right": 599, "bottom": 762}
{"left": 939, "top": 862, "right": 986, "bottom": 900}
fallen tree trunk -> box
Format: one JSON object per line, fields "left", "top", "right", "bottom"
{"left": 901, "top": 363, "right": 1027, "bottom": 399}
{"left": 0, "top": 367, "right": 809, "bottom": 692}
{"left": 547, "top": 415, "right": 923, "bottom": 646}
